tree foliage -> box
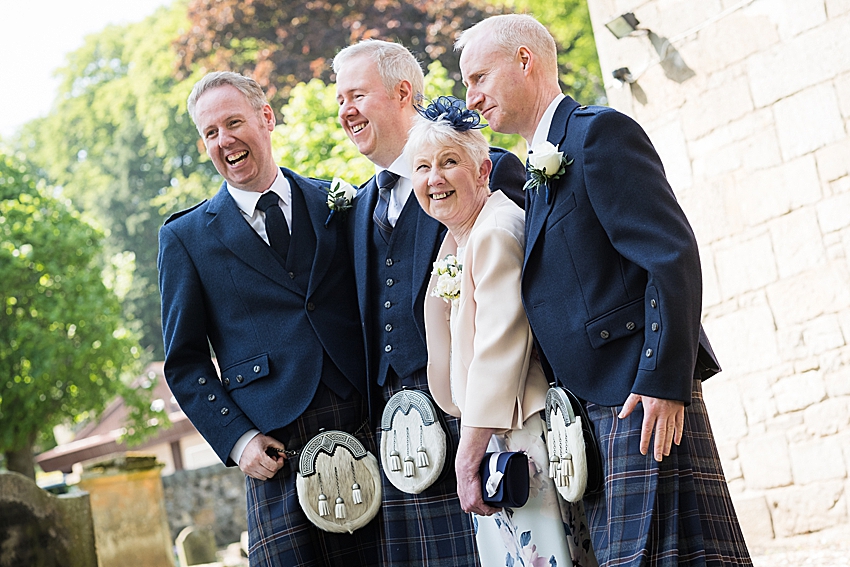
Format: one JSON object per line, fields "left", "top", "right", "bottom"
{"left": 0, "top": 153, "right": 164, "bottom": 479}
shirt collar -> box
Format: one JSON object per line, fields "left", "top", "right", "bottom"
{"left": 530, "top": 93, "right": 566, "bottom": 149}
{"left": 377, "top": 148, "right": 413, "bottom": 181}
{"left": 227, "top": 169, "right": 289, "bottom": 216}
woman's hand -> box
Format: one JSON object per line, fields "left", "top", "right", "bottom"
{"left": 455, "top": 425, "right": 501, "bottom": 516}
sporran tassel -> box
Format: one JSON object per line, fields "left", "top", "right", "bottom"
{"left": 335, "top": 497, "right": 346, "bottom": 519}
{"left": 549, "top": 454, "right": 560, "bottom": 480}
{"left": 318, "top": 494, "right": 330, "bottom": 517}
{"left": 352, "top": 483, "right": 363, "bottom": 504}
{"left": 403, "top": 456, "right": 415, "bottom": 477}
{"left": 390, "top": 450, "right": 402, "bottom": 472}
{"left": 417, "top": 446, "right": 429, "bottom": 468}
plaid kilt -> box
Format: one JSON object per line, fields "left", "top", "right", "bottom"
{"left": 378, "top": 369, "right": 481, "bottom": 567}
{"left": 583, "top": 379, "right": 752, "bottom": 567}
{"left": 245, "top": 383, "right": 383, "bottom": 567}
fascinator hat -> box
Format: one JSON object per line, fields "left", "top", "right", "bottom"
{"left": 415, "top": 96, "right": 487, "bottom": 131}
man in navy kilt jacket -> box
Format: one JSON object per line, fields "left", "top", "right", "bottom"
{"left": 458, "top": 14, "right": 753, "bottom": 567}
{"left": 333, "top": 40, "right": 526, "bottom": 566}
{"left": 158, "top": 72, "right": 381, "bottom": 566}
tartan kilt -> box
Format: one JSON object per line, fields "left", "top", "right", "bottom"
{"left": 378, "top": 369, "right": 481, "bottom": 567}
{"left": 245, "top": 383, "right": 383, "bottom": 567}
{"left": 583, "top": 379, "right": 752, "bottom": 567}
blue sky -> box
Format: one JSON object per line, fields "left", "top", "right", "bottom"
{"left": 1, "top": 0, "right": 171, "bottom": 138}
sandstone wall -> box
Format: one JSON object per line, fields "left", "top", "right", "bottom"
{"left": 585, "top": 0, "right": 850, "bottom": 543}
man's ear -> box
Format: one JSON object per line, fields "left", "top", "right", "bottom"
{"left": 518, "top": 46, "right": 533, "bottom": 75}
{"left": 262, "top": 104, "right": 276, "bottom": 131}
{"left": 397, "top": 80, "right": 415, "bottom": 106}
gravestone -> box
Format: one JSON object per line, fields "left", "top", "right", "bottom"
{"left": 0, "top": 471, "right": 97, "bottom": 567}
{"left": 175, "top": 526, "right": 220, "bottom": 566}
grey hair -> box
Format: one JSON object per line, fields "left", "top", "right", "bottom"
{"left": 187, "top": 71, "right": 269, "bottom": 127}
{"left": 455, "top": 14, "right": 558, "bottom": 78}
{"left": 407, "top": 116, "right": 490, "bottom": 176}
{"left": 333, "top": 40, "right": 425, "bottom": 102}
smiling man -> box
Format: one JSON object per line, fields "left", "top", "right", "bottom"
{"left": 333, "top": 40, "right": 526, "bottom": 566}
{"left": 157, "top": 71, "right": 381, "bottom": 566}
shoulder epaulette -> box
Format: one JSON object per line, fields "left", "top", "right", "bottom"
{"left": 163, "top": 200, "right": 207, "bottom": 225}
{"left": 574, "top": 105, "right": 608, "bottom": 116}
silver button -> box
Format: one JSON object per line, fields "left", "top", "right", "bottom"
{"left": 600, "top": 330, "right": 610, "bottom": 339}
{"left": 652, "top": 323, "right": 659, "bottom": 332}
{"left": 384, "top": 301, "right": 391, "bottom": 309}
{"left": 650, "top": 299, "right": 657, "bottom": 308}
{"left": 223, "top": 377, "right": 230, "bottom": 386}
{"left": 645, "top": 349, "right": 653, "bottom": 357}
{"left": 208, "top": 394, "right": 216, "bottom": 402}
{"left": 221, "top": 407, "right": 229, "bottom": 415}
{"left": 253, "top": 365, "right": 261, "bottom": 373}
{"left": 198, "top": 377, "right": 207, "bottom": 385}
{"left": 626, "top": 321, "right": 635, "bottom": 331}
{"left": 236, "top": 375, "right": 244, "bottom": 383}
{"left": 386, "top": 258, "right": 393, "bottom": 267}
{"left": 386, "top": 278, "right": 394, "bottom": 287}
{"left": 289, "top": 272, "right": 295, "bottom": 279}
{"left": 384, "top": 345, "right": 392, "bottom": 353}
{"left": 385, "top": 324, "right": 393, "bottom": 332}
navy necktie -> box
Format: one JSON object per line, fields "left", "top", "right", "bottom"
{"left": 256, "top": 191, "right": 291, "bottom": 263}
{"left": 374, "top": 170, "right": 400, "bottom": 242}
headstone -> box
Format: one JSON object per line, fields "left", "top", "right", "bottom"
{"left": 0, "top": 471, "right": 97, "bottom": 567}
{"left": 176, "top": 526, "right": 219, "bottom": 566}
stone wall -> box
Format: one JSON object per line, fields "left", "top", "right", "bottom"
{"left": 585, "top": 0, "right": 850, "bottom": 543}
{"left": 162, "top": 463, "right": 247, "bottom": 547}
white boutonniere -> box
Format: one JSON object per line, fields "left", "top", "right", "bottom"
{"left": 431, "top": 254, "right": 462, "bottom": 306}
{"left": 524, "top": 141, "right": 574, "bottom": 203}
{"left": 324, "top": 177, "right": 356, "bottom": 227}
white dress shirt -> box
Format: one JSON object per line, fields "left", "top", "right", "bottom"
{"left": 530, "top": 93, "right": 566, "bottom": 149}
{"left": 378, "top": 149, "right": 414, "bottom": 227}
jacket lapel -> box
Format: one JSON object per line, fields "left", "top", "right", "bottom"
{"left": 206, "top": 183, "right": 302, "bottom": 294}
{"left": 524, "top": 96, "right": 580, "bottom": 270}
{"left": 353, "top": 176, "right": 377, "bottom": 326}
{"left": 284, "top": 169, "right": 336, "bottom": 298}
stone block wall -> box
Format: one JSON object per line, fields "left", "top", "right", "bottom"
{"left": 585, "top": 0, "right": 850, "bottom": 543}
{"left": 161, "top": 463, "right": 247, "bottom": 547}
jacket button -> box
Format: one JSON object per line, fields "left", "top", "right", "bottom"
{"left": 646, "top": 348, "right": 653, "bottom": 357}
{"left": 198, "top": 377, "right": 207, "bottom": 385}
{"left": 221, "top": 407, "right": 229, "bottom": 415}
{"left": 253, "top": 365, "right": 261, "bottom": 373}
{"left": 384, "top": 345, "right": 392, "bottom": 353}
{"left": 236, "top": 375, "right": 244, "bottom": 383}
{"left": 652, "top": 322, "right": 659, "bottom": 332}
{"left": 307, "top": 302, "right": 315, "bottom": 311}
{"left": 384, "top": 301, "right": 391, "bottom": 309}
{"left": 386, "top": 278, "right": 394, "bottom": 287}
{"left": 385, "top": 324, "right": 393, "bottom": 332}
{"left": 626, "top": 321, "right": 635, "bottom": 331}
{"left": 223, "top": 377, "right": 230, "bottom": 386}
{"left": 386, "top": 258, "right": 393, "bottom": 267}
{"left": 208, "top": 394, "right": 216, "bottom": 402}
{"left": 289, "top": 272, "right": 295, "bottom": 279}
{"left": 600, "top": 330, "right": 610, "bottom": 339}
{"left": 650, "top": 299, "right": 657, "bottom": 308}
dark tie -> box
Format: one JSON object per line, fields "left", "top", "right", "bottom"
{"left": 256, "top": 191, "right": 291, "bottom": 263}
{"left": 374, "top": 170, "right": 400, "bottom": 241}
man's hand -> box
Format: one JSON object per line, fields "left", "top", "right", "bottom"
{"left": 238, "top": 433, "right": 287, "bottom": 480}
{"left": 619, "top": 394, "right": 685, "bottom": 462}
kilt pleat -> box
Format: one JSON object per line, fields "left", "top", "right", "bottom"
{"left": 245, "top": 384, "right": 383, "bottom": 567}
{"left": 378, "top": 370, "right": 481, "bottom": 567}
{"left": 583, "top": 380, "right": 752, "bottom": 567}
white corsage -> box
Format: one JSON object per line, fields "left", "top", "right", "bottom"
{"left": 431, "top": 254, "right": 462, "bottom": 306}
{"left": 524, "top": 141, "right": 574, "bottom": 203}
{"left": 324, "top": 177, "right": 356, "bottom": 227}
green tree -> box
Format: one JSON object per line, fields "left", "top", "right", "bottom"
{"left": 18, "top": 2, "right": 210, "bottom": 357}
{"left": 0, "top": 153, "right": 164, "bottom": 480}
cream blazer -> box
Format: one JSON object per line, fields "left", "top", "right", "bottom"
{"left": 424, "top": 191, "right": 549, "bottom": 430}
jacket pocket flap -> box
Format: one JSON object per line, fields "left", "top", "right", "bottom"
{"left": 221, "top": 353, "right": 269, "bottom": 390}
{"left": 585, "top": 298, "right": 644, "bottom": 349}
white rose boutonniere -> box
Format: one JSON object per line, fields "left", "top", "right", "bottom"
{"left": 524, "top": 141, "right": 574, "bottom": 203}
{"left": 431, "top": 254, "right": 462, "bottom": 307}
{"left": 324, "top": 177, "right": 356, "bottom": 227}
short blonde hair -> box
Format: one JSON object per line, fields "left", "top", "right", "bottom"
{"left": 456, "top": 14, "right": 558, "bottom": 79}
{"left": 332, "top": 40, "right": 424, "bottom": 103}
{"left": 187, "top": 71, "right": 268, "bottom": 127}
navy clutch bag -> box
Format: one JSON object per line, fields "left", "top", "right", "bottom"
{"left": 479, "top": 451, "right": 530, "bottom": 508}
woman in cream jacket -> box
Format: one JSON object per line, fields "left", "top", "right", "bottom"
{"left": 409, "top": 98, "right": 593, "bottom": 567}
